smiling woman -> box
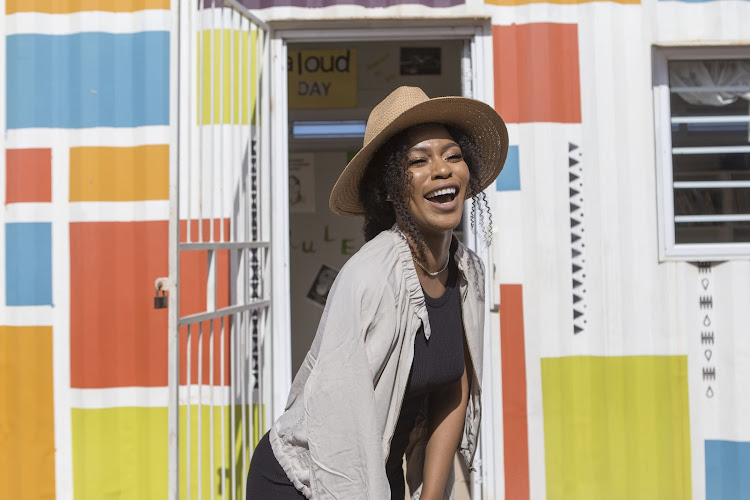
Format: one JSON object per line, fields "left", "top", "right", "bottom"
{"left": 246, "top": 86, "right": 508, "bottom": 500}
{"left": 359, "top": 121, "right": 489, "bottom": 264}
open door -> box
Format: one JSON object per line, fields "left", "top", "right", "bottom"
{"left": 167, "top": 2, "right": 278, "bottom": 499}
{"left": 274, "top": 25, "right": 496, "bottom": 500}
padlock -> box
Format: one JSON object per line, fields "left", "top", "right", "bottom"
{"left": 154, "top": 289, "right": 168, "bottom": 309}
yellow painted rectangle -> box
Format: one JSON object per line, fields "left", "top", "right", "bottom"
{"left": 541, "top": 356, "right": 691, "bottom": 500}
{"left": 6, "top": 0, "right": 170, "bottom": 13}
{"left": 0, "top": 326, "right": 55, "bottom": 500}
{"left": 69, "top": 145, "right": 169, "bottom": 202}
{"left": 71, "top": 404, "right": 264, "bottom": 500}
{"left": 198, "top": 29, "right": 256, "bottom": 125}
{"left": 72, "top": 407, "right": 167, "bottom": 500}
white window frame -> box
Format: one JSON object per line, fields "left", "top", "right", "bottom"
{"left": 270, "top": 21, "right": 498, "bottom": 499}
{"left": 654, "top": 45, "right": 750, "bottom": 261}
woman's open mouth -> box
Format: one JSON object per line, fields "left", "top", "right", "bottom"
{"left": 424, "top": 186, "right": 458, "bottom": 204}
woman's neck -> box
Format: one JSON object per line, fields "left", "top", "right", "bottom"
{"left": 397, "top": 225, "right": 453, "bottom": 276}
{"left": 420, "top": 231, "right": 452, "bottom": 272}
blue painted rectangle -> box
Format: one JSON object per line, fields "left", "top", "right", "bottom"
{"left": 496, "top": 145, "right": 520, "bottom": 191}
{"left": 5, "top": 223, "right": 52, "bottom": 306}
{"left": 706, "top": 440, "right": 750, "bottom": 500}
{"left": 7, "top": 32, "right": 169, "bottom": 129}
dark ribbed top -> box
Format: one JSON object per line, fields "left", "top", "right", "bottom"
{"left": 386, "top": 254, "right": 465, "bottom": 498}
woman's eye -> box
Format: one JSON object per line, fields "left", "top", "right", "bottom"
{"left": 409, "top": 158, "right": 426, "bottom": 166}
{"left": 447, "top": 153, "right": 463, "bottom": 161}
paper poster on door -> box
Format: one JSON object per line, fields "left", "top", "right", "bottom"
{"left": 288, "top": 49, "right": 357, "bottom": 109}
{"left": 307, "top": 264, "right": 339, "bottom": 308}
{"left": 289, "top": 153, "right": 316, "bottom": 213}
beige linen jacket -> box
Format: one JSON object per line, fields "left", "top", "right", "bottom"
{"left": 269, "top": 226, "right": 485, "bottom": 499}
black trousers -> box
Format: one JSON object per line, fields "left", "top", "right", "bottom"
{"left": 246, "top": 432, "right": 306, "bottom": 499}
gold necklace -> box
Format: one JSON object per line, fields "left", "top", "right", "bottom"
{"left": 413, "top": 256, "right": 449, "bottom": 277}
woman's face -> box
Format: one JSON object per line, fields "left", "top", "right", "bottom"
{"left": 401, "top": 124, "right": 470, "bottom": 238}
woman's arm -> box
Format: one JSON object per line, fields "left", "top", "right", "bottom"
{"left": 420, "top": 352, "right": 471, "bottom": 500}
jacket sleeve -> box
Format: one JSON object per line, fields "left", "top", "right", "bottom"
{"left": 302, "top": 264, "right": 395, "bottom": 500}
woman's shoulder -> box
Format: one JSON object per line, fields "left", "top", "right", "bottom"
{"left": 342, "top": 228, "right": 404, "bottom": 273}
{"left": 334, "top": 229, "right": 407, "bottom": 295}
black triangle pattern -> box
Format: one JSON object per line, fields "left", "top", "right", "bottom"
{"left": 569, "top": 138, "right": 586, "bottom": 335}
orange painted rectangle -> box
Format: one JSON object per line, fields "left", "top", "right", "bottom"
{"left": 500, "top": 284, "right": 530, "bottom": 500}
{"left": 6, "top": 149, "right": 52, "bottom": 204}
{"left": 0, "top": 326, "right": 56, "bottom": 499}
{"left": 70, "top": 220, "right": 231, "bottom": 388}
{"left": 6, "top": 0, "right": 170, "bottom": 14}
{"left": 69, "top": 145, "right": 169, "bottom": 202}
{"left": 493, "top": 23, "right": 581, "bottom": 124}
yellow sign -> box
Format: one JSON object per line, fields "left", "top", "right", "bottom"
{"left": 288, "top": 49, "right": 357, "bottom": 109}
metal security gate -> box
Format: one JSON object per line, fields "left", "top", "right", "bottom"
{"left": 168, "top": 2, "right": 272, "bottom": 499}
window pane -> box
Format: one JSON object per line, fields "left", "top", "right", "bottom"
{"left": 674, "top": 187, "right": 750, "bottom": 215}
{"left": 665, "top": 56, "right": 750, "bottom": 251}
{"left": 675, "top": 221, "right": 750, "bottom": 244}
{"left": 670, "top": 92, "right": 750, "bottom": 119}
{"left": 671, "top": 119, "right": 749, "bottom": 148}
{"left": 672, "top": 152, "right": 750, "bottom": 182}
{"left": 668, "top": 59, "right": 750, "bottom": 111}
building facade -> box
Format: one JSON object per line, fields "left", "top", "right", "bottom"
{"left": 1, "top": 0, "right": 749, "bottom": 498}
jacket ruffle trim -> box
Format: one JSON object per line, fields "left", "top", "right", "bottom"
{"left": 387, "top": 225, "right": 432, "bottom": 340}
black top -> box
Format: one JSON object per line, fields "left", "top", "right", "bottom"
{"left": 386, "top": 254, "right": 465, "bottom": 498}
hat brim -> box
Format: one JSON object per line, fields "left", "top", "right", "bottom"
{"left": 329, "top": 96, "right": 509, "bottom": 216}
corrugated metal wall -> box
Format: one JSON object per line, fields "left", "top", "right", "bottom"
{"left": 2, "top": 0, "right": 749, "bottom": 499}
{"left": 2, "top": 1, "right": 172, "bottom": 498}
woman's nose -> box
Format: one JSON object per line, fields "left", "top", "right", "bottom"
{"left": 432, "top": 157, "right": 452, "bottom": 178}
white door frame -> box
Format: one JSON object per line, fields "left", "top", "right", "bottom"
{"left": 269, "top": 22, "right": 498, "bottom": 499}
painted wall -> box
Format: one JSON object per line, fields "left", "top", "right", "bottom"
{"left": 2, "top": 1, "right": 750, "bottom": 500}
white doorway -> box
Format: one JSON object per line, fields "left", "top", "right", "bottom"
{"left": 269, "top": 22, "right": 497, "bottom": 499}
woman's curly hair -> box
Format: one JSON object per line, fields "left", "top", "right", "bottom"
{"left": 358, "top": 123, "right": 492, "bottom": 261}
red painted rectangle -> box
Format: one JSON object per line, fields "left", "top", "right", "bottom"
{"left": 70, "top": 220, "right": 231, "bottom": 388}
{"left": 500, "top": 284, "right": 530, "bottom": 500}
{"left": 6, "top": 149, "right": 52, "bottom": 203}
{"left": 493, "top": 23, "right": 581, "bottom": 124}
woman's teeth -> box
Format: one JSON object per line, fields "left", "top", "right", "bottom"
{"left": 425, "top": 187, "right": 457, "bottom": 200}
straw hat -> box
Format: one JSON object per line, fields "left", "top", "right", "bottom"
{"left": 329, "top": 86, "right": 509, "bottom": 216}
